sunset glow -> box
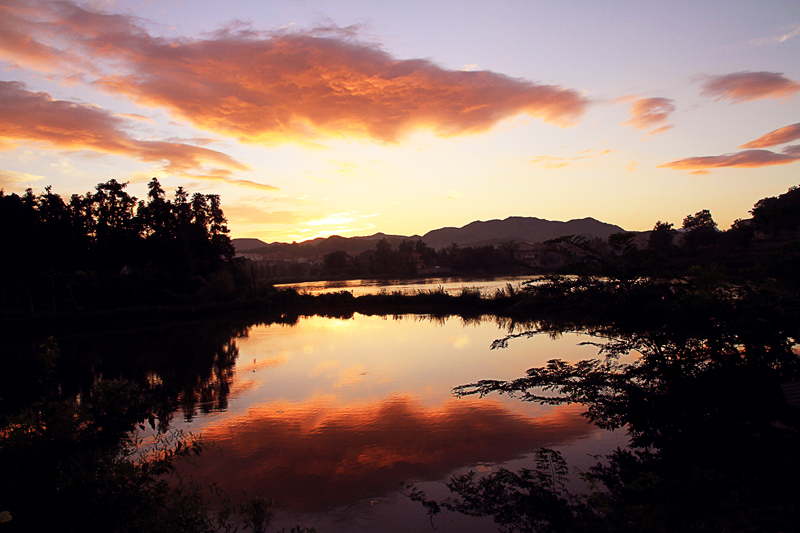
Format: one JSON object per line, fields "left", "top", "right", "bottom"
{"left": 1, "top": 0, "right": 798, "bottom": 242}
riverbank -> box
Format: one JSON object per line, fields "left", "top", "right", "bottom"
{"left": 0, "top": 286, "right": 520, "bottom": 336}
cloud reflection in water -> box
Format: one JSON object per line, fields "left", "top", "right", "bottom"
{"left": 190, "top": 395, "right": 593, "bottom": 511}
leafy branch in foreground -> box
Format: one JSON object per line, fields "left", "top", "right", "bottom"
{"left": 407, "top": 448, "right": 596, "bottom": 533}
{"left": 410, "top": 275, "right": 800, "bottom": 532}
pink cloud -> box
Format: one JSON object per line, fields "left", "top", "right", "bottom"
{"left": 782, "top": 144, "right": 800, "bottom": 155}
{"left": 0, "top": 1, "right": 590, "bottom": 144}
{"left": 623, "top": 97, "right": 675, "bottom": 133}
{"left": 739, "top": 123, "right": 800, "bottom": 148}
{"left": 647, "top": 125, "right": 674, "bottom": 136}
{"left": 659, "top": 149, "right": 800, "bottom": 171}
{"left": 0, "top": 81, "right": 279, "bottom": 189}
{"left": 0, "top": 1, "right": 71, "bottom": 70}
{"left": 700, "top": 71, "right": 800, "bottom": 102}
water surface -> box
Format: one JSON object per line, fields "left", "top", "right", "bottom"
{"left": 162, "top": 313, "right": 627, "bottom": 531}
{"left": 275, "top": 274, "right": 537, "bottom": 297}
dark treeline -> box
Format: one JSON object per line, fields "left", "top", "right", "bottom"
{"left": 534, "top": 185, "right": 800, "bottom": 289}
{"left": 4, "top": 179, "right": 800, "bottom": 317}
{"left": 259, "top": 185, "right": 800, "bottom": 286}
{"left": 254, "top": 237, "right": 521, "bottom": 281}
{"left": 0, "top": 178, "right": 260, "bottom": 314}
{"left": 269, "top": 185, "right": 800, "bottom": 323}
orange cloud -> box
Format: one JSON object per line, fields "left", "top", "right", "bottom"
{"left": 647, "top": 125, "right": 673, "bottom": 136}
{"left": 700, "top": 71, "right": 800, "bottom": 102}
{"left": 623, "top": 97, "right": 675, "bottom": 133}
{"left": 0, "top": 169, "right": 44, "bottom": 188}
{"left": 102, "top": 34, "right": 589, "bottom": 143}
{"left": 739, "top": 123, "right": 800, "bottom": 148}
{"left": 529, "top": 148, "right": 612, "bottom": 168}
{"left": 190, "top": 396, "right": 592, "bottom": 512}
{"left": 0, "top": 0, "right": 135, "bottom": 77}
{"left": 528, "top": 156, "right": 571, "bottom": 169}
{"left": 0, "top": 1, "right": 70, "bottom": 70}
{"left": 0, "top": 1, "right": 590, "bottom": 144}
{"left": 115, "top": 113, "right": 155, "bottom": 123}
{"left": 659, "top": 149, "right": 800, "bottom": 171}
{"left": 189, "top": 172, "right": 279, "bottom": 191}
{"left": 0, "top": 81, "right": 277, "bottom": 189}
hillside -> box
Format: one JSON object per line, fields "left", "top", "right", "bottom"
{"left": 233, "top": 216, "right": 625, "bottom": 258}
{"left": 233, "top": 233, "right": 421, "bottom": 259}
{"left": 421, "top": 216, "right": 624, "bottom": 250}
{"left": 232, "top": 238, "right": 269, "bottom": 251}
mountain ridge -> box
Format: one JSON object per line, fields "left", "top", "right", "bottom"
{"left": 420, "top": 216, "right": 623, "bottom": 250}
{"left": 233, "top": 216, "right": 625, "bottom": 256}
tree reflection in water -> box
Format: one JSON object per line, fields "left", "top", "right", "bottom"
{"left": 0, "top": 313, "right": 318, "bottom": 532}
{"left": 4, "top": 275, "right": 799, "bottom": 531}
{"left": 410, "top": 276, "right": 800, "bottom": 532}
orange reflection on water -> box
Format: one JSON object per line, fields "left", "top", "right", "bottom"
{"left": 189, "top": 395, "right": 593, "bottom": 512}
{"left": 223, "top": 314, "right": 602, "bottom": 412}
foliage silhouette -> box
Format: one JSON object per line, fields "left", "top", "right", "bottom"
{"left": 0, "top": 178, "right": 245, "bottom": 314}
{"left": 0, "top": 334, "right": 321, "bottom": 532}
{"left": 647, "top": 221, "right": 675, "bottom": 249}
{"left": 408, "top": 448, "right": 597, "bottom": 533}
{"left": 409, "top": 255, "right": 800, "bottom": 531}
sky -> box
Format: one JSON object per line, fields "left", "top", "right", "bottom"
{"left": 1, "top": 0, "right": 799, "bottom": 243}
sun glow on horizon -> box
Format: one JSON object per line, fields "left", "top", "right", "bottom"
{"left": 0, "top": 0, "right": 798, "bottom": 242}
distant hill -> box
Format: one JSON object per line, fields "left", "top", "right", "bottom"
{"left": 232, "top": 238, "right": 269, "bottom": 251}
{"left": 232, "top": 233, "right": 421, "bottom": 260}
{"left": 422, "top": 216, "right": 625, "bottom": 250}
{"left": 232, "top": 216, "right": 625, "bottom": 258}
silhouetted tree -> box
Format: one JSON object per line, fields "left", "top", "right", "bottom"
{"left": 750, "top": 185, "right": 800, "bottom": 236}
{"left": 0, "top": 179, "right": 241, "bottom": 311}
{"left": 323, "top": 250, "right": 350, "bottom": 274}
{"left": 682, "top": 209, "right": 717, "bottom": 230}
{"left": 372, "top": 238, "right": 395, "bottom": 274}
{"left": 682, "top": 209, "right": 719, "bottom": 247}
{"left": 412, "top": 272, "right": 800, "bottom": 532}
{"left": 648, "top": 221, "right": 675, "bottom": 249}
